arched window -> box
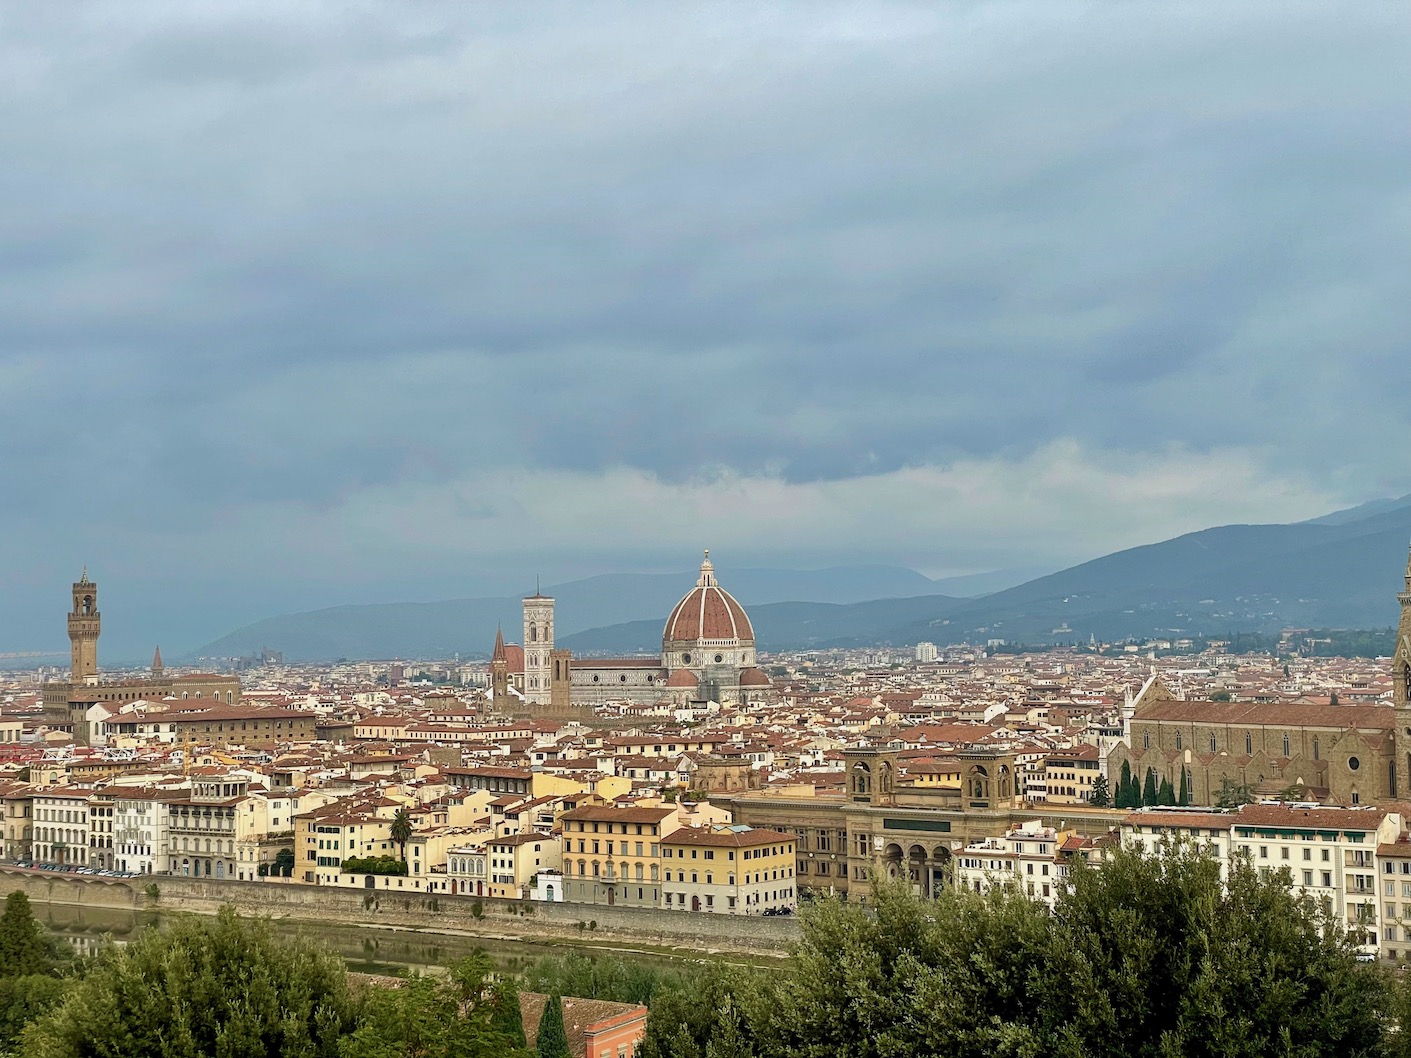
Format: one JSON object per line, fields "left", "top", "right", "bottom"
{"left": 529, "top": 623, "right": 537, "bottom": 642}
{"left": 1245, "top": 732, "right": 1253, "bottom": 755}
{"left": 851, "top": 763, "right": 872, "bottom": 797}
{"left": 1312, "top": 737, "right": 1320, "bottom": 761}
{"left": 1282, "top": 734, "right": 1291, "bottom": 757}
{"left": 1209, "top": 734, "right": 1217, "bottom": 753}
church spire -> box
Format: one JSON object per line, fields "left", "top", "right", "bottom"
{"left": 151, "top": 645, "right": 164, "bottom": 676}
{"left": 492, "top": 625, "right": 507, "bottom": 662}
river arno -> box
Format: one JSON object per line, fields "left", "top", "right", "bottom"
{"left": 38, "top": 901, "right": 776, "bottom": 978}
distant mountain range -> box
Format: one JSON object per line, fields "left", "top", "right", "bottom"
{"left": 193, "top": 496, "right": 1411, "bottom": 661}
{"left": 191, "top": 565, "right": 1039, "bottom": 661}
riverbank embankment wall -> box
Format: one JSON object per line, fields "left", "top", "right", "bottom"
{"left": 0, "top": 869, "right": 799, "bottom": 956}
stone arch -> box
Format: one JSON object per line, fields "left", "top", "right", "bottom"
{"left": 851, "top": 761, "right": 873, "bottom": 798}
{"left": 967, "top": 764, "right": 990, "bottom": 801}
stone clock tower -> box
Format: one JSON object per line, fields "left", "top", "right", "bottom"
{"left": 68, "top": 568, "right": 100, "bottom": 684}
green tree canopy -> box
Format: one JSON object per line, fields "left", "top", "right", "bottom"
{"left": 0, "top": 893, "right": 71, "bottom": 1052}
{"left": 21, "top": 906, "right": 359, "bottom": 1058}
{"left": 1157, "top": 775, "right": 1175, "bottom": 806}
{"left": 535, "top": 995, "right": 570, "bottom": 1058}
{"left": 0, "top": 892, "right": 57, "bottom": 979}
{"left": 1089, "top": 775, "right": 1110, "bottom": 808}
{"left": 490, "top": 976, "right": 528, "bottom": 1049}
{"left": 341, "top": 856, "right": 408, "bottom": 876}
{"left": 340, "top": 954, "right": 529, "bottom": 1058}
{"left": 636, "top": 841, "right": 1396, "bottom": 1058}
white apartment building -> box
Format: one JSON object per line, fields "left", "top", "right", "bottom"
{"left": 1122, "top": 807, "right": 1236, "bottom": 881}
{"left": 955, "top": 819, "right": 1066, "bottom": 908}
{"left": 112, "top": 789, "right": 171, "bottom": 875}
{"left": 233, "top": 788, "right": 314, "bottom": 881}
{"left": 1123, "top": 804, "right": 1401, "bottom": 959}
{"left": 915, "top": 642, "right": 939, "bottom": 663}
{"left": 446, "top": 842, "right": 490, "bottom": 897}
{"left": 31, "top": 787, "right": 90, "bottom": 866}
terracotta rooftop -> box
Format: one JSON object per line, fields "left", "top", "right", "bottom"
{"left": 664, "top": 826, "right": 795, "bottom": 848}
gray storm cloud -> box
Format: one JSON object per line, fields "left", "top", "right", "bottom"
{"left": 0, "top": 1, "right": 1406, "bottom": 654}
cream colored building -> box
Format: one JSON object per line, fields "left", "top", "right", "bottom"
{"left": 661, "top": 826, "right": 797, "bottom": 915}
{"left": 1, "top": 783, "right": 33, "bottom": 862}
{"left": 560, "top": 804, "right": 680, "bottom": 907}
{"left": 296, "top": 807, "right": 397, "bottom": 885}
{"left": 486, "top": 832, "right": 561, "bottom": 899}
{"left": 32, "top": 787, "right": 90, "bottom": 866}
{"left": 1044, "top": 744, "right": 1101, "bottom": 804}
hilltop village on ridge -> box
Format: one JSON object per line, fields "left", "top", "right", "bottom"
{"left": 4, "top": 547, "right": 1411, "bottom": 958}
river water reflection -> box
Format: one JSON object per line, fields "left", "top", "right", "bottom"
{"left": 39, "top": 902, "right": 737, "bottom": 978}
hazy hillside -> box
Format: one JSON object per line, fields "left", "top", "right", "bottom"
{"left": 192, "top": 564, "right": 968, "bottom": 661}
{"left": 193, "top": 497, "right": 1411, "bottom": 660}
{"left": 896, "top": 503, "right": 1411, "bottom": 647}
{"left": 568, "top": 501, "right": 1411, "bottom": 652}
{"left": 560, "top": 595, "right": 967, "bottom": 655}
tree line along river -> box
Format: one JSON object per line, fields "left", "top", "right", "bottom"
{"left": 38, "top": 899, "right": 779, "bottom": 978}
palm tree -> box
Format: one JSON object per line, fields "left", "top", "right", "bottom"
{"left": 390, "top": 808, "right": 413, "bottom": 863}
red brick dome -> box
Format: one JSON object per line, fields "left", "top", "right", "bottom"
{"left": 662, "top": 552, "right": 754, "bottom": 645}
{"left": 666, "top": 668, "right": 699, "bottom": 688}
{"left": 738, "top": 666, "right": 771, "bottom": 688}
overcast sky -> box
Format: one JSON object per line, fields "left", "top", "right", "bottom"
{"left": 1, "top": 1, "right": 1408, "bottom": 657}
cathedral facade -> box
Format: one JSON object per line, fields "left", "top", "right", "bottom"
{"left": 491, "top": 552, "right": 773, "bottom": 714}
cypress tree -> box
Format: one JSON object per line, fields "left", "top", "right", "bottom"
{"left": 1157, "top": 776, "right": 1175, "bottom": 806}
{"left": 536, "top": 994, "right": 570, "bottom": 1058}
{"left": 1118, "top": 761, "right": 1134, "bottom": 809}
{"left": 492, "top": 977, "right": 527, "bottom": 1048}
{"left": 0, "top": 893, "right": 51, "bottom": 978}
{"left": 1178, "top": 768, "right": 1190, "bottom": 806}
{"left": 1142, "top": 768, "right": 1159, "bottom": 807}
